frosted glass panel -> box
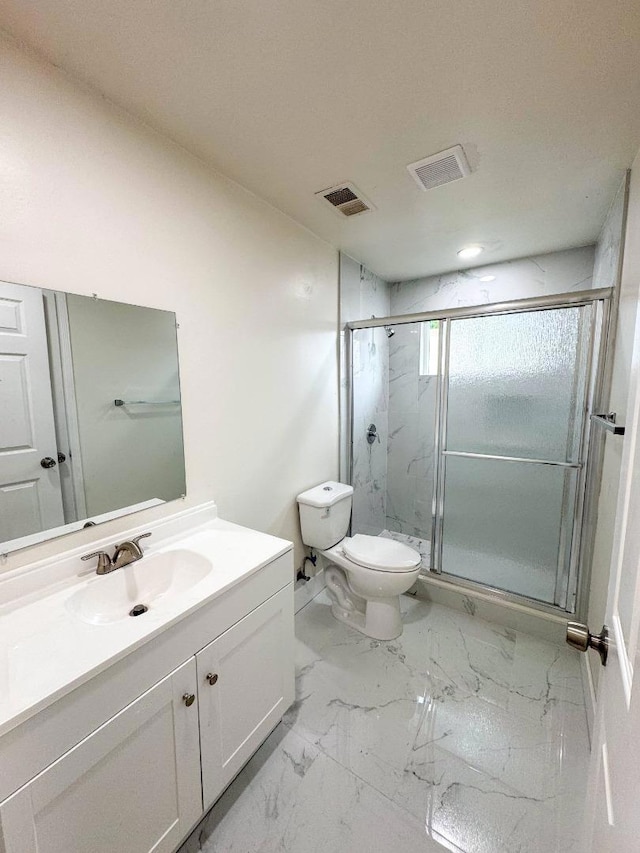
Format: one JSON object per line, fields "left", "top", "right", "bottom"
{"left": 446, "top": 307, "right": 591, "bottom": 461}
{"left": 441, "top": 456, "right": 577, "bottom": 604}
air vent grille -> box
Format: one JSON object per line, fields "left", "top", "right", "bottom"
{"left": 339, "top": 199, "right": 369, "bottom": 216}
{"left": 407, "top": 145, "right": 471, "bottom": 191}
{"left": 315, "top": 183, "right": 374, "bottom": 217}
{"left": 324, "top": 187, "right": 358, "bottom": 207}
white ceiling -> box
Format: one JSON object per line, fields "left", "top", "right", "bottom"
{"left": 2, "top": 0, "right": 640, "bottom": 281}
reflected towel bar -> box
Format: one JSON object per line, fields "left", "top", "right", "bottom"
{"left": 114, "top": 399, "right": 180, "bottom": 407}
{"left": 590, "top": 413, "right": 625, "bottom": 436}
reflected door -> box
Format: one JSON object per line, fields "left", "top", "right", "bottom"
{"left": 0, "top": 282, "right": 64, "bottom": 542}
{"left": 436, "top": 305, "right": 595, "bottom": 607}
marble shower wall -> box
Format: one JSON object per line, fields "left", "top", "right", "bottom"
{"left": 342, "top": 246, "right": 598, "bottom": 540}
{"left": 351, "top": 326, "right": 390, "bottom": 534}
{"left": 340, "top": 253, "right": 391, "bottom": 325}
{"left": 389, "top": 245, "right": 596, "bottom": 315}
{"left": 339, "top": 254, "right": 391, "bottom": 534}
{"left": 592, "top": 179, "right": 627, "bottom": 290}
{"left": 385, "top": 245, "right": 598, "bottom": 540}
{"left": 386, "top": 323, "right": 437, "bottom": 538}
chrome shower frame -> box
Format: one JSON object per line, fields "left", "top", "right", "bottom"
{"left": 345, "top": 287, "right": 613, "bottom": 619}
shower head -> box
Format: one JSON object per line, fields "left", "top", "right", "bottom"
{"left": 384, "top": 326, "right": 395, "bottom": 338}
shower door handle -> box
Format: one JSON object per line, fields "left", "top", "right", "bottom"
{"left": 591, "top": 413, "right": 625, "bottom": 435}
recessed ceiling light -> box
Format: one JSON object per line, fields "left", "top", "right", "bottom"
{"left": 458, "top": 245, "right": 484, "bottom": 259}
{"left": 479, "top": 275, "right": 495, "bottom": 282}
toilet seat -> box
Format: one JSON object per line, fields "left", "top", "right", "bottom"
{"left": 342, "top": 534, "right": 421, "bottom": 573}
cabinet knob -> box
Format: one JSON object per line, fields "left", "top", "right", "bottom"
{"left": 182, "top": 692, "right": 196, "bottom": 707}
{"left": 206, "top": 672, "right": 219, "bottom": 686}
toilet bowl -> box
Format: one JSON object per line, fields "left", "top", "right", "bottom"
{"left": 296, "top": 482, "right": 421, "bottom": 640}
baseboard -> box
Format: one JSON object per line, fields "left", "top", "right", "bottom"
{"left": 294, "top": 570, "right": 326, "bottom": 613}
{"left": 413, "top": 574, "right": 569, "bottom": 644}
{"left": 581, "top": 653, "right": 597, "bottom": 745}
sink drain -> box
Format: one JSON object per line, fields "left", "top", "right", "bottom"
{"left": 129, "top": 604, "right": 149, "bottom": 617}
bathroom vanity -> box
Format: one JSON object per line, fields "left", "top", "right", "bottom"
{"left": 0, "top": 503, "right": 294, "bottom": 853}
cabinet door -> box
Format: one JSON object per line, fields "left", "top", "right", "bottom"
{"left": 0, "top": 658, "right": 202, "bottom": 853}
{"left": 197, "top": 585, "right": 294, "bottom": 808}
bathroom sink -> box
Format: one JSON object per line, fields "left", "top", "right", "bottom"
{"left": 67, "top": 548, "right": 212, "bottom": 625}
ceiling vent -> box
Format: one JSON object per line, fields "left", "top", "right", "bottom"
{"left": 315, "top": 183, "right": 374, "bottom": 217}
{"left": 407, "top": 145, "right": 471, "bottom": 191}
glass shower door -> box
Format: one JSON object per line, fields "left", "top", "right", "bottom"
{"left": 435, "top": 305, "right": 594, "bottom": 608}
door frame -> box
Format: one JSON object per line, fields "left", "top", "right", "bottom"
{"left": 42, "top": 291, "right": 87, "bottom": 522}
{"left": 346, "top": 287, "right": 613, "bottom": 618}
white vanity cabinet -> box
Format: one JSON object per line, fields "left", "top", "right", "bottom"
{"left": 197, "top": 585, "right": 294, "bottom": 808}
{"left": 0, "top": 533, "right": 295, "bottom": 853}
{"left": 0, "top": 658, "right": 202, "bottom": 853}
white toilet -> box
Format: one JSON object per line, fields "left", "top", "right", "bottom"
{"left": 297, "top": 481, "right": 421, "bottom": 640}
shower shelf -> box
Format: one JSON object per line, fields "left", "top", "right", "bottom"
{"left": 591, "top": 413, "right": 625, "bottom": 435}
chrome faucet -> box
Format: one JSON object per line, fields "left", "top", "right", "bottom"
{"left": 82, "top": 532, "right": 152, "bottom": 575}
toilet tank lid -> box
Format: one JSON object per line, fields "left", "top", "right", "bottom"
{"left": 297, "top": 481, "right": 353, "bottom": 508}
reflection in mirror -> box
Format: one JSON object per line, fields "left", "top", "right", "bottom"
{"left": 0, "top": 280, "right": 186, "bottom": 554}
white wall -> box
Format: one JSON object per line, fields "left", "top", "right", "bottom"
{"left": 0, "top": 34, "right": 339, "bottom": 573}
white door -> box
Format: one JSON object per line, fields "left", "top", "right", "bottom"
{"left": 0, "top": 657, "right": 202, "bottom": 853}
{"left": 583, "top": 295, "right": 640, "bottom": 849}
{"left": 0, "top": 281, "right": 64, "bottom": 544}
{"left": 197, "top": 586, "right": 295, "bottom": 809}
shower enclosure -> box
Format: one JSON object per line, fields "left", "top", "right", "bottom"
{"left": 346, "top": 289, "right": 610, "bottom": 614}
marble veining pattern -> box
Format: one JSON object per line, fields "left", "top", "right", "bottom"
{"left": 386, "top": 322, "right": 437, "bottom": 539}
{"left": 381, "top": 528, "right": 431, "bottom": 569}
{"left": 340, "top": 254, "right": 392, "bottom": 528}
{"left": 349, "top": 246, "right": 599, "bottom": 553}
{"left": 389, "top": 246, "right": 596, "bottom": 316}
{"left": 592, "top": 176, "right": 625, "bottom": 291}
{"left": 179, "top": 592, "right": 589, "bottom": 853}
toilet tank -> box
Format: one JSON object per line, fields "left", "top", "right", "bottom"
{"left": 297, "top": 481, "right": 354, "bottom": 551}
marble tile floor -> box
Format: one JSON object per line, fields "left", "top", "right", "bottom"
{"left": 179, "top": 591, "right": 590, "bottom": 853}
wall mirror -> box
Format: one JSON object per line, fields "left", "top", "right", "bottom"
{"left": 0, "top": 279, "right": 186, "bottom": 554}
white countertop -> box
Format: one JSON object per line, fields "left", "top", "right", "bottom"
{"left": 0, "top": 514, "right": 291, "bottom": 738}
